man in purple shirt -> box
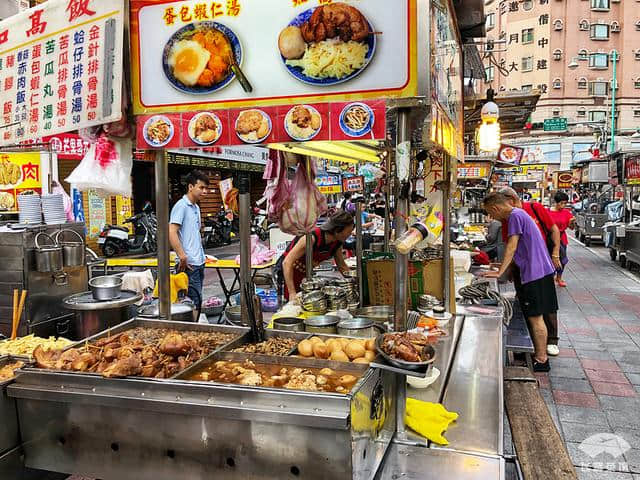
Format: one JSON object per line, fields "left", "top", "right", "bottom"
{"left": 483, "top": 192, "right": 558, "bottom": 372}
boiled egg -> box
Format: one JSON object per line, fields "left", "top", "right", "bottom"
{"left": 168, "top": 40, "right": 211, "bottom": 87}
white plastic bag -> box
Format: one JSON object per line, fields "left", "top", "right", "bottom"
{"left": 65, "top": 136, "right": 132, "bottom": 197}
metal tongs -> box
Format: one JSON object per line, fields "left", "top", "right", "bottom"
{"left": 244, "top": 283, "right": 264, "bottom": 343}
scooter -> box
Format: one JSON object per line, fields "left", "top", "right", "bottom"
{"left": 98, "top": 204, "right": 158, "bottom": 257}
{"left": 203, "top": 208, "right": 232, "bottom": 248}
{"left": 251, "top": 207, "right": 269, "bottom": 242}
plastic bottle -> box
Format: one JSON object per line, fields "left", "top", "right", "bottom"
{"left": 395, "top": 223, "right": 429, "bottom": 254}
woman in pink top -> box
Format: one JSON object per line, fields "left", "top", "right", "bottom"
{"left": 547, "top": 191, "right": 575, "bottom": 287}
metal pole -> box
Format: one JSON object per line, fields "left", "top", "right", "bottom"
{"left": 239, "top": 174, "right": 252, "bottom": 323}
{"left": 154, "top": 150, "right": 171, "bottom": 320}
{"left": 610, "top": 50, "right": 618, "bottom": 154}
{"left": 355, "top": 200, "right": 363, "bottom": 307}
{"left": 305, "top": 157, "right": 314, "bottom": 281}
{"left": 442, "top": 154, "right": 452, "bottom": 312}
{"left": 384, "top": 150, "right": 392, "bottom": 251}
{"left": 394, "top": 108, "right": 410, "bottom": 438}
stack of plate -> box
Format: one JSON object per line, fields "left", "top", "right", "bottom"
{"left": 17, "top": 194, "right": 42, "bottom": 225}
{"left": 41, "top": 194, "right": 66, "bottom": 225}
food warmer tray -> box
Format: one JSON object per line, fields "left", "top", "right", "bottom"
{"left": 0, "top": 355, "right": 32, "bottom": 456}
{"left": 62, "top": 290, "right": 143, "bottom": 311}
{"left": 9, "top": 347, "right": 396, "bottom": 480}
{"left": 19, "top": 318, "right": 248, "bottom": 381}
{"left": 220, "top": 328, "right": 311, "bottom": 356}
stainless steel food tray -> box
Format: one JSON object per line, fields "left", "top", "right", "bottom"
{"left": 20, "top": 318, "right": 248, "bottom": 381}
{"left": 374, "top": 334, "right": 436, "bottom": 373}
{"left": 0, "top": 355, "right": 32, "bottom": 456}
{"left": 220, "top": 329, "right": 311, "bottom": 357}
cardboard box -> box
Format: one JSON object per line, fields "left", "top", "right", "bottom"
{"left": 366, "top": 257, "right": 455, "bottom": 313}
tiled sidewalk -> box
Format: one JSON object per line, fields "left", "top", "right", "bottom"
{"left": 533, "top": 240, "right": 640, "bottom": 480}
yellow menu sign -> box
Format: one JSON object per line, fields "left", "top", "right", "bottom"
{"left": 0, "top": 152, "right": 42, "bottom": 213}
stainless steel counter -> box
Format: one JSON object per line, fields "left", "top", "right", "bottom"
{"left": 625, "top": 226, "right": 640, "bottom": 266}
{"left": 376, "top": 444, "right": 504, "bottom": 479}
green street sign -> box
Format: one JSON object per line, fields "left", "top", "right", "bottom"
{"left": 543, "top": 118, "right": 567, "bottom": 131}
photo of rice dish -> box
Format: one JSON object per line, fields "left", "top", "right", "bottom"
{"left": 285, "top": 105, "right": 322, "bottom": 141}
{"left": 163, "top": 22, "right": 241, "bottom": 94}
{"left": 188, "top": 112, "right": 222, "bottom": 145}
{"left": 144, "top": 116, "right": 174, "bottom": 147}
{"left": 235, "top": 109, "right": 271, "bottom": 143}
{"left": 279, "top": 2, "right": 376, "bottom": 84}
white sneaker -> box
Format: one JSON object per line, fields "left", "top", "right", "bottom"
{"left": 547, "top": 345, "right": 560, "bottom": 356}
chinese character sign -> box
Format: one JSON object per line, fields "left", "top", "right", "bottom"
{"left": 0, "top": 152, "right": 42, "bottom": 213}
{"left": 0, "top": 0, "right": 124, "bottom": 147}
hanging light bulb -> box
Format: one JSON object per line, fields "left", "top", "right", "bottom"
{"left": 477, "top": 101, "right": 501, "bottom": 152}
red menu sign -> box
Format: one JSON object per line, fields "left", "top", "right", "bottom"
{"left": 625, "top": 155, "right": 640, "bottom": 185}
{"left": 342, "top": 175, "right": 364, "bottom": 193}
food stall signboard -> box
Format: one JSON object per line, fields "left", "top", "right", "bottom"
{"left": 456, "top": 162, "right": 489, "bottom": 179}
{"left": 87, "top": 189, "right": 107, "bottom": 238}
{"left": 0, "top": 152, "right": 42, "bottom": 212}
{"left": 625, "top": 155, "right": 640, "bottom": 185}
{"left": 0, "top": 0, "right": 124, "bottom": 147}
{"left": 497, "top": 144, "right": 523, "bottom": 166}
{"left": 342, "top": 175, "right": 364, "bottom": 192}
{"left": 556, "top": 171, "right": 573, "bottom": 189}
{"left": 316, "top": 173, "right": 341, "bottom": 194}
{"left": 130, "top": 0, "right": 418, "bottom": 115}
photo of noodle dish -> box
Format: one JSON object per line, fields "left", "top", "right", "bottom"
{"left": 235, "top": 109, "right": 272, "bottom": 144}
{"left": 278, "top": 2, "right": 376, "bottom": 85}
{"left": 285, "top": 105, "right": 322, "bottom": 141}
{"left": 162, "top": 21, "right": 242, "bottom": 94}
{"left": 188, "top": 112, "right": 222, "bottom": 145}
{"left": 143, "top": 115, "right": 174, "bottom": 147}
{"left": 339, "top": 102, "right": 374, "bottom": 137}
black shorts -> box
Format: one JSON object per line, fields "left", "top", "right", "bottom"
{"left": 515, "top": 273, "right": 558, "bottom": 318}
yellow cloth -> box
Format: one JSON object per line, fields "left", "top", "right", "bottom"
{"left": 405, "top": 398, "right": 458, "bottom": 445}
{"left": 153, "top": 272, "right": 188, "bottom": 303}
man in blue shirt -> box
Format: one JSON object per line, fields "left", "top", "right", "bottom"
{"left": 169, "top": 170, "right": 209, "bottom": 318}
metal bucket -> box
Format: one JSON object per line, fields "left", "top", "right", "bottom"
{"left": 34, "top": 232, "right": 63, "bottom": 273}
{"left": 272, "top": 317, "right": 305, "bottom": 332}
{"left": 55, "top": 229, "right": 85, "bottom": 267}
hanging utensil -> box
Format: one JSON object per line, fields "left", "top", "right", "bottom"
{"left": 253, "top": 294, "right": 265, "bottom": 342}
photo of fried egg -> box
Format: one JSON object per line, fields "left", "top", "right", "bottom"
{"left": 167, "top": 40, "right": 211, "bottom": 88}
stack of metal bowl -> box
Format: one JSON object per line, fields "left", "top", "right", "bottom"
{"left": 321, "top": 285, "right": 348, "bottom": 311}
{"left": 417, "top": 294, "right": 442, "bottom": 313}
{"left": 331, "top": 277, "right": 359, "bottom": 306}
{"left": 302, "top": 290, "right": 327, "bottom": 314}
{"left": 300, "top": 278, "right": 327, "bottom": 293}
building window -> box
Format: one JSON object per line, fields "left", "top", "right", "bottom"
{"left": 636, "top": 50, "right": 640, "bottom": 60}
{"left": 610, "top": 78, "right": 618, "bottom": 90}
{"left": 611, "top": 21, "right": 620, "bottom": 32}
{"left": 591, "top": 0, "right": 610, "bottom": 10}
{"left": 590, "top": 23, "right": 609, "bottom": 40}
{"left": 486, "top": 13, "right": 495, "bottom": 30}
{"left": 578, "top": 49, "right": 589, "bottom": 60}
{"left": 553, "top": 49, "right": 563, "bottom": 60}
{"left": 485, "top": 65, "right": 494, "bottom": 82}
{"left": 522, "top": 0, "right": 534, "bottom": 10}
{"left": 522, "top": 28, "right": 534, "bottom": 44}
{"left": 635, "top": 78, "right": 640, "bottom": 88}
{"left": 589, "top": 81, "right": 609, "bottom": 96}
{"left": 589, "top": 111, "right": 607, "bottom": 122}
{"left": 522, "top": 56, "right": 534, "bottom": 71}
{"left": 553, "top": 78, "right": 562, "bottom": 88}
{"left": 553, "top": 109, "right": 561, "bottom": 117}
{"left": 577, "top": 108, "right": 586, "bottom": 117}
{"left": 521, "top": 84, "right": 533, "bottom": 92}
{"left": 634, "top": 110, "right": 640, "bottom": 118}
{"left": 589, "top": 52, "right": 609, "bottom": 68}
{"left": 579, "top": 19, "right": 590, "bottom": 30}
{"left": 636, "top": 20, "right": 640, "bottom": 31}
{"left": 577, "top": 77, "right": 588, "bottom": 88}
{"left": 554, "top": 19, "right": 564, "bottom": 30}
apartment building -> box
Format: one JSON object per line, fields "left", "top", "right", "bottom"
{"left": 483, "top": 0, "right": 640, "bottom": 163}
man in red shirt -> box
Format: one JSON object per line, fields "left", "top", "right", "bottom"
{"left": 498, "top": 187, "right": 562, "bottom": 357}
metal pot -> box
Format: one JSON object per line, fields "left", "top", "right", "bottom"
{"left": 137, "top": 303, "right": 196, "bottom": 322}
{"left": 304, "top": 315, "right": 339, "bottom": 334}
{"left": 272, "top": 317, "right": 305, "bottom": 332}
{"left": 34, "top": 232, "right": 63, "bottom": 273}
{"left": 225, "top": 305, "right": 245, "bottom": 326}
{"left": 89, "top": 275, "right": 123, "bottom": 301}
{"left": 353, "top": 306, "right": 394, "bottom": 324}
{"left": 55, "top": 229, "right": 85, "bottom": 267}
{"left": 337, "top": 318, "right": 375, "bottom": 338}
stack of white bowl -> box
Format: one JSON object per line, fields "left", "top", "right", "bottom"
{"left": 41, "top": 194, "right": 67, "bottom": 225}
{"left": 17, "top": 194, "right": 42, "bottom": 224}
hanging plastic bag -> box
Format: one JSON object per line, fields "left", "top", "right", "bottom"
{"left": 65, "top": 135, "right": 132, "bottom": 197}
{"left": 235, "top": 235, "right": 277, "bottom": 265}
{"left": 280, "top": 158, "right": 327, "bottom": 235}
{"left": 51, "top": 181, "right": 74, "bottom": 222}
{"left": 264, "top": 151, "right": 292, "bottom": 223}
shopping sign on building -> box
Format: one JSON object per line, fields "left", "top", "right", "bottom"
{"left": 0, "top": 0, "right": 124, "bottom": 147}
{"left": 625, "top": 155, "right": 640, "bottom": 185}
{"left": 316, "top": 173, "right": 342, "bottom": 195}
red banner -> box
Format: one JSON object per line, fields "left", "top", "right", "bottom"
{"left": 625, "top": 155, "right": 640, "bottom": 185}
{"left": 42, "top": 133, "right": 90, "bottom": 160}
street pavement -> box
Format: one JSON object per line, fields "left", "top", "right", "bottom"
{"left": 530, "top": 236, "right": 640, "bottom": 479}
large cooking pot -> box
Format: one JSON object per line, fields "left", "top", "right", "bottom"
{"left": 55, "top": 229, "right": 85, "bottom": 267}
{"left": 89, "top": 275, "right": 123, "bottom": 301}
{"left": 137, "top": 303, "right": 196, "bottom": 322}
{"left": 34, "top": 232, "right": 63, "bottom": 273}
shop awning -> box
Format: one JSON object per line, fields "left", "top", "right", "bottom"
{"left": 268, "top": 141, "right": 385, "bottom": 164}
{"left": 464, "top": 90, "right": 540, "bottom": 134}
